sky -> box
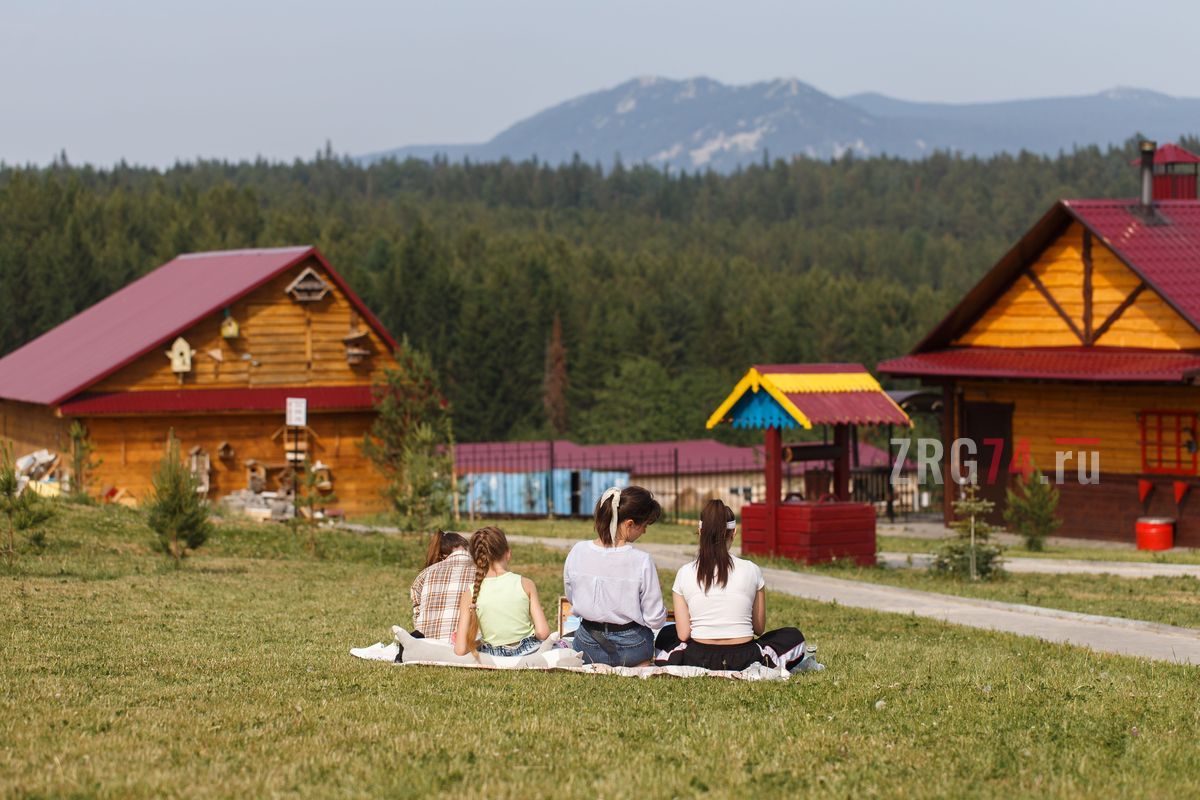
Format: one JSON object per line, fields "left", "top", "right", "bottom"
{"left": 5, "top": 0, "right": 1200, "bottom": 166}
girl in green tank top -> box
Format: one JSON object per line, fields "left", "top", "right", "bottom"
{"left": 454, "top": 526, "right": 551, "bottom": 658}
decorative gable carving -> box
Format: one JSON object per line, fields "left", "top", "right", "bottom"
{"left": 285, "top": 267, "right": 331, "bottom": 303}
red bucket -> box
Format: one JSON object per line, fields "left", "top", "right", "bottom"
{"left": 1135, "top": 517, "right": 1174, "bottom": 551}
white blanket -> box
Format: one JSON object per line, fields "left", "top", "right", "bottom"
{"left": 349, "top": 641, "right": 811, "bottom": 681}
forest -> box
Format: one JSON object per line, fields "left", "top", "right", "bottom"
{"left": 0, "top": 137, "right": 1179, "bottom": 443}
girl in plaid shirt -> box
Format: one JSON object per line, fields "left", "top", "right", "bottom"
{"left": 409, "top": 531, "right": 474, "bottom": 642}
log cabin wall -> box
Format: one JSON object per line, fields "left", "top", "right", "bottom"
{"left": 959, "top": 379, "right": 1200, "bottom": 546}
{"left": 954, "top": 222, "right": 1200, "bottom": 350}
{"left": 90, "top": 257, "right": 396, "bottom": 393}
{"left": 0, "top": 399, "right": 69, "bottom": 460}
{"left": 84, "top": 411, "right": 387, "bottom": 517}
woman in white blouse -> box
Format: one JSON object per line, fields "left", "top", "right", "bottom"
{"left": 663, "top": 499, "right": 808, "bottom": 672}
{"left": 563, "top": 486, "right": 666, "bottom": 666}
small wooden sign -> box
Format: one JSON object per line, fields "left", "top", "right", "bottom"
{"left": 285, "top": 397, "right": 308, "bottom": 427}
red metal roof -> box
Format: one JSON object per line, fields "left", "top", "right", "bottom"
{"left": 784, "top": 390, "right": 911, "bottom": 425}
{"left": 1151, "top": 143, "right": 1200, "bottom": 165}
{"left": 879, "top": 347, "right": 1200, "bottom": 382}
{"left": 1065, "top": 199, "right": 1200, "bottom": 330}
{"left": 453, "top": 438, "right": 897, "bottom": 475}
{"left": 0, "top": 247, "right": 396, "bottom": 407}
{"left": 58, "top": 386, "right": 376, "bottom": 416}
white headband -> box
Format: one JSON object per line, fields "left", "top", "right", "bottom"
{"left": 600, "top": 487, "right": 622, "bottom": 545}
{"left": 698, "top": 520, "right": 738, "bottom": 532}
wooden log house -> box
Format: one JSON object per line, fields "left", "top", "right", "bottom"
{"left": 880, "top": 142, "right": 1200, "bottom": 546}
{"left": 0, "top": 246, "right": 399, "bottom": 516}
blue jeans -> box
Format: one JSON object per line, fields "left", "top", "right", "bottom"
{"left": 573, "top": 623, "right": 654, "bottom": 666}
{"left": 478, "top": 635, "right": 542, "bottom": 657}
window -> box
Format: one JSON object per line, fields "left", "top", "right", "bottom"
{"left": 1140, "top": 410, "right": 1198, "bottom": 475}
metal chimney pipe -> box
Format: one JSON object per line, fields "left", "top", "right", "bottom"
{"left": 1140, "top": 140, "right": 1157, "bottom": 207}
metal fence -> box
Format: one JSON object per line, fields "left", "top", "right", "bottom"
{"left": 455, "top": 441, "right": 928, "bottom": 522}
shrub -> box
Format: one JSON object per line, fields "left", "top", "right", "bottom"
{"left": 68, "top": 420, "right": 101, "bottom": 501}
{"left": 146, "top": 431, "right": 211, "bottom": 562}
{"left": 932, "top": 481, "right": 1004, "bottom": 580}
{"left": 1003, "top": 468, "right": 1062, "bottom": 552}
{"left": 294, "top": 456, "right": 338, "bottom": 554}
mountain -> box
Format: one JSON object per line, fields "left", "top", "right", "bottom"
{"left": 363, "top": 77, "right": 1200, "bottom": 171}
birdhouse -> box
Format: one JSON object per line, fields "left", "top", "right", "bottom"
{"left": 312, "top": 460, "right": 334, "bottom": 493}
{"left": 220, "top": 310, "right": 240, "bottom": 339}
{"left": 166, "top": 337, "right": 194, "bottom": 374}
{"left": 285, "top": 267, "right": 331, "bottom": 303}
{"left": 343, "top": 329, "right": 371, "bottom": 365}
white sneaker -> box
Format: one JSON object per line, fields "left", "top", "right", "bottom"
{"left": 350, "top": 642, "right": 400, "bottom": 662}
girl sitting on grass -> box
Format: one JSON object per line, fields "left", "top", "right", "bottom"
{"left": 661, "top": 499, "right": 810, "bottom": 673}
{"left": 454, "top": 526, "right": 551, "bottom": 658}
{"left": 407, "top": 531, "right": 473, "bottom": 644}
{"left": 563, "top": 486, "right": 667, "bottom": 666}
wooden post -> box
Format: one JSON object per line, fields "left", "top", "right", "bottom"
{"left": 942, "top": 382, "right": 956, "bottom": 525}
{"left": 885, "top": 423, "right": 895, "bottom": 522}
{"left": 833, "top": 424, "right": 851, "bottom": 501}
{"left": 764, "top": 426, "right": 782, "bottom": 554}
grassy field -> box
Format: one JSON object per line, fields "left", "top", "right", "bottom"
{"left": 3, "top": 504, "right": 1200, "bottom": 798}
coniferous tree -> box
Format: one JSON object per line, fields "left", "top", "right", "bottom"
{"left": 146, "top": 431, "right": 211, "bottom": 563}
{"left": 543, "top": 313, "right": 568, "bottom": 435}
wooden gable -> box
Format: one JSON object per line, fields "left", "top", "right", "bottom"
{"left": 91, "top": 257, "right": 397, "bottom": 393}
{"left": 954, "top": 222, "right": 1200, "bottom": 350}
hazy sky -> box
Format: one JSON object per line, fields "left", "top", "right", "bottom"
{"left": 6, "top": 0, "right": 1200, "bottom": 166}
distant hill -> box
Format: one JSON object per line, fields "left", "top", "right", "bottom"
{"left": 363, "top": 77, "right": 1200, "bottom": 171}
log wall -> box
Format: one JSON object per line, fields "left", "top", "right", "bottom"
{"left": 956, "top": 379, "right": 1200, "bottom": 546}
{"left": 0, "top": 399, "right": 69, "bottom": 460}
{"left": 83, "top": 411, "right": 388, "bottom": 517}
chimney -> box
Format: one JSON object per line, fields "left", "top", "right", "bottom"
{"left": 1140, "top": 140, "right": 1156, "bottom": 208}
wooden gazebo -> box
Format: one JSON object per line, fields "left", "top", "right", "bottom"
{"left": 707, "top": 364, "right": 911, "bottom": 564}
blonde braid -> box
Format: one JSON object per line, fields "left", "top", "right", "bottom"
{"left": 465, "top": 526, "right": 508, "bottom": 655}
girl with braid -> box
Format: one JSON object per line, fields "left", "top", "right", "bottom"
{"left": 453, "top": 526, "right": 550, "bottom": 657}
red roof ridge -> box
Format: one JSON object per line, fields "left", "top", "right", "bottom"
{"left": 175, "top": 246, "right": 314, "bottom": 261}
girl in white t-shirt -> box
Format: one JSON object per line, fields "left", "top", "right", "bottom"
{"left": 661, "top": 499, "right": 808, "bottom": 672}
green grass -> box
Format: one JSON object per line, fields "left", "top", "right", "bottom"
{"left": 3, "top": 503, "right": 1200, "bottom": 798}
{"left": 878, "top": 533, "right": 1200, "bottom": 564}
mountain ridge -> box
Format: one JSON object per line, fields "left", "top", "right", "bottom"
{"left": 363, "top": 76, "right": 1200, "bottom": 171}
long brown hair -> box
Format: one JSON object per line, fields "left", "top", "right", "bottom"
{"left": 696, "top": 499, "right": 735, "bottom": 592}
{"left": 461, "top": 526, "right": 509, "bottom": 656}
{"left": 424, "top": 530, "right": 469, "bottom": 568}
{"left": 593, "top": 486, "right": 662, "bottom": 546}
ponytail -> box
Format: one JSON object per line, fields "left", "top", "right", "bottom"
{"left": 696, "top": 499, "right": 735, "bottom": 592}
{"left": 593, "top": 485, "right": 662, "bottom": 546}
{"left": 424, "top": 530, "right": 469, "bottom": 568}
{"left": 462, "top": 526, "right": 509, "bottom": 656}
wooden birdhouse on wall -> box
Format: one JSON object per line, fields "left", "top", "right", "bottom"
{"left": 166, "top": 337, "right": 194, "bottom": 381}
{"left": 285, "top": 267, "right": 331, "bottom": 303}
{"left": 343, "top": 312, "right": 372, "bottom": 365}
{"left": 220, "top": 308, "right": 240, "bottom": 339}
